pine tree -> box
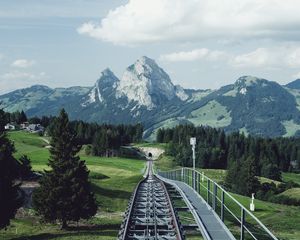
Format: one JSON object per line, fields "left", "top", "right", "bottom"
{"left": 19, "top": 155, "right": 32, "bottom": 180}
{"left": 156, "top": 128, "right": 164, "bottom": 143}
{"left": 0, "top": 109, "right": 22, "bottom": 229}
{"left": 19, "top": 110, "right": 27, "bottom": 123}
{"left": 237, "top": 156, "right": 260, "bottom": 195}
{"left": 33, "top": 109, "right": 97, "bottom": 229}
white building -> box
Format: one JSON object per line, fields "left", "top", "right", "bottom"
{"left": 4, "top": 123, "right": 16, "bottom": 130}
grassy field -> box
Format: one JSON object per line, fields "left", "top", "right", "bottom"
{"left": 3, "top": 131, "right": 300, "bottom": 239}
{"left": 155, "top": 154, "right": 300, "bottom": 240}
{"left": 282, "top": 172, "right": 300, "bottom": 185}
{"left": 279, "top": 188, "right": 300, "bottom": 200}
{"left": 1, "top": 131, "right": 146, "bottom": 240}
{"left": 133, "top": 142, "right": 167, "bottom": 149}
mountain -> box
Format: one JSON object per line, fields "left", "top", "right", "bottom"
{"left": 116, "top": 56, "right": 186, "bottom": 110}
{"left": 0, "top": 85, "right": 90, "bottom": 118}
{"left": 285, "top": 79, "right": 300, "bottom": 89}
{"left": 1, "top": 57, "right": 300, "bottom": 139}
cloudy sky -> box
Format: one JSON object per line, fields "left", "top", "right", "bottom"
{"left": 1, "top": 0, "right": 300, "bottom": 94}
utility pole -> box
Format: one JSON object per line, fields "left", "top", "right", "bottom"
{"left": 190, "top": 137, "right": 196, "bottom": 189}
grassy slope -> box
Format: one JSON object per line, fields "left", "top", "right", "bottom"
{"left": 187, "top": 100, "right": 232, "bottom": 128}
{"left": 1, "top": 131, "right": 145, "bottom": 240}
{"left": 155, "top": 154, "right": 300, "bottom": 240}
{"left": 279, "top": 188, "right": 300, "bottom": 200}
{"left": 282, "top": 172, "right": 300, "bottom": 185}
{"left": 133, "top": 142, "right": 167, "bottom": 150}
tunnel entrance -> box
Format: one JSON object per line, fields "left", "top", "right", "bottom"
{"left": 148, "top": 152, "right": 153, "bottom": 158}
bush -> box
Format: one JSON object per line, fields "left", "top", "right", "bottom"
{"left": 85, "top": 145, "right": 92, "bottom": 155}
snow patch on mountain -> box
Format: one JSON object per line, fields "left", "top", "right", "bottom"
{"left": 240, "top": 88, "right": 247, "bottom": 95}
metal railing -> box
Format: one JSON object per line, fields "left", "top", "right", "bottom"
{"left": 157, "top": 168, "right": 278, "bottom": 240}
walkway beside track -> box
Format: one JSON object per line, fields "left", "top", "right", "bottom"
{"left": 158, "top": 177, "right": 235, "bottom": 240}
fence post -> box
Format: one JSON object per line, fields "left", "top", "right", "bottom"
{"left": 186, "top": 169, "right": 188, "bottom": 183}
{"left": 181, "top": 168, "right": 183, "bottom": 181}
{"left": 195, "top": 172, "right": 198, "bottom": 192}
{"left": 221, "top": 190, "right": 224, "bottom": 222}
{"left": 207, "top": 179, "right": 210, "bottom": 204}
{"left": 192, "top": 169, "right": 195, "bottom": 189}
{"left": 198, "top": 172, "right": 201, "bottom": 194}
{"left": 190, "top": 169, "right": 192, "bottom": 186}
{"left": 240, "top": 208, "right": 245, "bottom": 240}
{"left": 213, "top": 183, "right": 217, "bottom": 211}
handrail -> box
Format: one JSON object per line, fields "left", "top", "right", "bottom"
{"left": 184, "top": 167, "right": 278, "bottom": 239}
{"left": 158, "top": 167, "right": 278, "bottom": 240}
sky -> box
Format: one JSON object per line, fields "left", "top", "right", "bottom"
{"left": 1, "top": 0, "right": 300, "bottom": 94}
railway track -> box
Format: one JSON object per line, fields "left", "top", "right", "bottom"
{"left": 118, "top": 161, "right": 185, "bottom": 240}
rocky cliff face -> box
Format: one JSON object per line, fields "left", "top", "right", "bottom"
{"left": 116, "top": 56, "right": 186, "bottom": 109}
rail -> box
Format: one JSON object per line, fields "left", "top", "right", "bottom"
{"left": 157, "top": 168, "right": 278, "bottom": 240}
{"left": 118, "top": 161, "right": 185, "bottom": 240}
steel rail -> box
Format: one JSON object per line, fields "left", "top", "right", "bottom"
{"left": 118, "top": 161, "right": 184, "bottom": 240}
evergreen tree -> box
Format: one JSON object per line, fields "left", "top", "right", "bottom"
{"left": 19, "top": 110, "right": 27, "bottom": 123}
{"left": 33, "top": 109, "right": 97, "bottom": 229}
{"left": 92, "top": 129, "right": 107, "bottom": 156}
{"left": 237, "top": 156, "right": 260, "bottom": 195}
{"left": 261, "top": 163, "right": 282, "bottom": 181}
{"left": 0, "top": 109, "right": 22, "bottom": 229}
{"left": 225, "top": 161, "right": 239, "bottom": 190}
{"left": 19, "top": 155, "right": 32, "bottom": 180}
{"left": 156, "top": 128, "right": 164, "bottom": 143}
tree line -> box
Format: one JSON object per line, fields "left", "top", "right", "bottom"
{"left": 4, "top": 110, "right": 144, "bottom": 157}
{"left": 157, "top": 124, "right": 300, "bottom": 199}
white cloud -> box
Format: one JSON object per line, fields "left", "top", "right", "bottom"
{"left": 159, "top": 45, "right": 300, "bottom": 71}
{"left": 286, "top": 48, "right": 300, "bottom": 68}
{"left": 230, "top": 48, "right": 272, "bottom": 68}
{"left": 292, "top": 72, "right": 300, "bottom": 79}
{"left": 159, "top": 48, "right": 227, "bottom": 62}
{"left": 231, "top": 46, "right": 300, "bottom": 69}
{"left": 78, "top": 0, "right": 300, "bottom": 45}
{"left": 11, "top": 59, "right": 35, "bottom": 68}
{"left": 1, "top": 71, "right": 44, "bottom": 80}
{"left": 0, "top": 71, "right": 47, "bottom": 94}
{"left": 160, "top": 49, "right": 209, "bottom": 62}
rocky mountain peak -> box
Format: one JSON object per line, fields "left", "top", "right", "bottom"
{"left": 97, "top": 68, "right": 119, "bottom": 85}
{"left": 235, "top": 76, "right": 263, "bottom": 87}
{"left": 117, "top": 56, "right": 179, "bottom": 109}
{"left": 101, "top": 68, "right": 115, "bottom": 77}
{"left": 233, "top": 76, "right": 272, "bottom": 95}
{"left": 82, "top": 68, "right": 119, "bottom": 106}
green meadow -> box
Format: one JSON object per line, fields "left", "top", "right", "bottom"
{"left": 1, "top": 131, "right": 145, "bottom": 240}
{"left": 2, "top": 131, "right": 300, "bottom": 239}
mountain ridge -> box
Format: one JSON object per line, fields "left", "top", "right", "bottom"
{"left": 1, "top": 56, "right": 300, "bottom": 139}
